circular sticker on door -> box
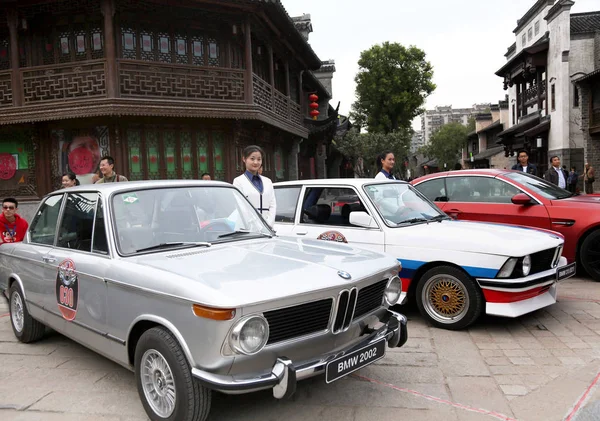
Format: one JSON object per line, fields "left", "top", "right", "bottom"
{"left": 317, "top": 231, "right": 348, "bottom": 243}
{"left": 55, "top": 259, "right": 79, "bottom": 321}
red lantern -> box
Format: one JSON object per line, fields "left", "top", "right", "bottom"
{"left": 309, "top": 94, "right": 318, "bottom": 102}
{"left": 309, "top": 102, "right": 319, "bottom": 110}
{"left": 308, "top": 93, "right": 319, "bottom": 120}
{"left": 310, "top": 110, "right": 320, "bottom": 118}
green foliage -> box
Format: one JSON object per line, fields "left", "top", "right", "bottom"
{"left": 335, "top": 128, "right": 411, "bottom": 177}
{"left": 350, "top": 42, "right": 436, "bottom": 134}
{"left": 420, "top": 123, "right": 470, "bottom": 169}
{"left": 467, "top": 117, "right": 476, "bottom": 132}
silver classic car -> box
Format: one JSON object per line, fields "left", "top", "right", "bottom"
{"left": 0, "top": 181, "right": 408, "bottom": 421}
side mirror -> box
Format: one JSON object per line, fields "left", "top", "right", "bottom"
{"left": 511, "top": 193, "right": 533, "bottom": 205}
{"left": 349, "top": 211, "right": 377, "bottom": 228}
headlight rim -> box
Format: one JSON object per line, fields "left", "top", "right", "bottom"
{"left": 229, "top": 314, "right": 270, "bottom": 356}
{"left": 384, "top": 275, "right": 402, "bottom": 306}
{"left": 521, "top": 254, "right": 532, "bottom": 277}
{"left": 497, "top": 257, "right": 518, "bottom": 278}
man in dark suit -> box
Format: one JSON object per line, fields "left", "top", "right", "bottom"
{"left": 511, "top": 150, "right": 537, "bottom": 175}
{"left": 544, "top": 156, "right": 569, "bottom": 189}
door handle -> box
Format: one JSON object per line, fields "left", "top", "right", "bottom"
{"left": 42, "top": 256, "right": 56, "bottom": 263}
{"left": 296, "top": 230, "right": 308, "bottom": 236}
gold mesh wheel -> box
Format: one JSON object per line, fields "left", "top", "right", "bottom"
{"left": 421, "top": 274, "right": 470, "bottom": 324}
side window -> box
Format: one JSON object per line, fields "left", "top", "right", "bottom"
{"left": 447, "top": 177, "right": 520, "bottom": 204}
{"left": 415, "top": 179, "right": 447, "bottom": 202}
{"left": 92, "top": 198, "right": 109, "bottom": 255}
{"left": 274, "top": 187, "right": 301, "bottom": 223}
{"left": 29, "top": 195, "right": 65, "bottom": 245}
{"left": 57, "top": 193, "right": 98, "bottom": 251}
{"left": 300, "top": 187, "right": 367, "bottom": 227}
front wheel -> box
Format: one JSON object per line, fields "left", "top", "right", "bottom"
{"left": 9, "top": 283, "right": 45, "bottom": 343}
{"left": 580, "top": 230, "right": 600, "bottom": 281}
{"left": 135, "top": 327, "right": 211, "bottom": 421}
{"left": 415, "top": 266, "right": 483, "bottom": 330}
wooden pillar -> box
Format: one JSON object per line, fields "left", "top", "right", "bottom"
{"left": 516, "top": 82, "right": 521, "bottom": 121}
{"left": 101, "top": 0, "right": 118, "bottom": 98}
{"left": 298, "top": 70, "right": 304, "bottom": 115}
{"left": 244, "top": 19, "right": 253, "bottom": 104}
{"left": 7, "top": 9, "right": 22, "bottom": 106}
{"left": 536, "top": 70, "right": 543, "bottom": 110}
{"left": 521, "top": 81, "right": 527, "bottom": 117}
{"left": 284, "top": 61, "right": 290, "bottom": 97}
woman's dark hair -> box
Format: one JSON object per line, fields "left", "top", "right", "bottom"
{"left": 376, "top": 151, "right": 394, "bottom": 171}
{"left": 242, "top": 145, "right": 264, "bottom": 159}
{"left": 63, "top": 172, "right": 80, "bottom": 186}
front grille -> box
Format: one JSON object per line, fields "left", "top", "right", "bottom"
{"left": 353, "top": 280, "right": 388, "bottom": 319}
{"left": 264, "top": 299, "right": 332, "bottom": 345}
{"left": 531, "top": 248, "right": 558, "bottom": 274}
{"left": 332, "top": 288, "right": 358, "bottom": 334}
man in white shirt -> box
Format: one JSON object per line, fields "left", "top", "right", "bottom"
{"left": 544, "top": 156, "right": 568, "bottom": 189}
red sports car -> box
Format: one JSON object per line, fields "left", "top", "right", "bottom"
{"left": 411, "top": 169, "right": 600, "bottom": 280}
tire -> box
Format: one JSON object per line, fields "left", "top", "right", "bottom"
{"left": 134, "top": 327, "right": 211, "bottom": 421}
{"left": 580, "top": 230, "right": 600, "bottom": 281}
{"left": 415, "top": 265, "right": 483, "bottom": 330}
{"left": 9, "top": 283, "right": 45, "bottom": 343}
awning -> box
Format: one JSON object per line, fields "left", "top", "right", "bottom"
{"left": 573, "top": 69, "right": 600, "bottom": 84}
{"left": 467, "top": 130, "right": 478, "bottom": 140}
{"left": 472, "top": 146, "right": 505, "bottom": 161}
{"left": 523, "top": 117, "right": 551, "bottom": 137}
{"left": 497, "top": 113, "right": 541, "bottom": 141}
{"left": 495, "top": 34, "right": 549, "bottom": 77}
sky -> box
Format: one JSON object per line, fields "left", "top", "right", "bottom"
{"left": 282, "top": 0, "right": 599, "bottom": 130}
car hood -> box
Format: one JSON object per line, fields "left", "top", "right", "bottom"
{"left": 392, "top": 219, "right": 563, "bottom": 255}
{"left": 124, "top": 237, "right": 398, "bottom": 307}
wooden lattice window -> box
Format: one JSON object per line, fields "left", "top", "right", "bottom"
{"left": 197, "top": 132, "right": 209, "bottom": 175}
{"left": 212, "top": 132, "right": 225, "bottom": 180}
{"left": 157, "top": 32, "right": 171, "bottom": 64}
{"left": 175, "top": 33, "right": 188, "bottom": 65}
{"left": 121, "top": 26, "right": 137, "bottom": 60}
{"left": 206, "top": 36, "right": 221, "bottom": 67}
{"left": 191, "top": 34, "right": 205, "bottom": 66}
{"left": 180, "top": 131, "right": 193, "bottom": 179}
{"left": 127, "top": 129, "right": 143, "bottom": 181}
{"left": 0, "top": 37, "right": 9, "bottom": 71}
{"left": 163, "top": 130, "right": 177, "bottom": 179}
{"left": 145, "top": 129, "right": 160, "bottom": 179}
{"left": 140, "top": 29, "right": 155, "bottom": 62}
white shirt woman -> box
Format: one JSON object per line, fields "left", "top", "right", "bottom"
{"left": 232, "top": 146, "right": 276, "bottom": 227}
{"left": 375, "top": 151, "right": 397, "bottom": 180}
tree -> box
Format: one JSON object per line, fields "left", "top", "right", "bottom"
{"left": 335, "top": 128, "right": 411, "bottom": 177}
{"left": 420, "top": 123, "right": 469, "bottom": 169}
{"left": 351, "top": 42, "right": 436, "bottom": 134}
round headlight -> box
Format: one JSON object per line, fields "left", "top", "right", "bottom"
{"left": 229, "top": 315, "right": 269, "bottom": 355}
{"left": 384, "top": 276, "right": 402, "bottom": 306}
{"left": 522, "top": 255, "right": 531, "bottom": 277}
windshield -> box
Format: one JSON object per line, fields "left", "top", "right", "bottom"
{"left": 112, "top": 186, "right": 272, "bottom": 255}
{"left": 504, "top": 172, "right": 572, "bottom": 200}
{"left": 363, "top": 183, "right": 447, "bottom": 226}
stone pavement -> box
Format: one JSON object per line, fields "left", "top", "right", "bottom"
{"left": 1, "top": 277, "right": 600, "bottom": 421}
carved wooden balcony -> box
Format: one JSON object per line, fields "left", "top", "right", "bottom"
{"left": 20, "top": 60, "right": 107, "bottom": 103}
{"left": 117, "top": 60, "right": 245, "bottom": 102}
{"left": 524, "top": 82, "right": 546, "bottom": 107}
{"left": 253, "top": 73, "right": 302, "bottom": 125}
{"left": 0, "top": 70, "right": 12, "bottom": 107}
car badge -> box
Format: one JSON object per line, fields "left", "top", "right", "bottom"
{"left": 337, "top": 271, "right": 351, "bottom": 280}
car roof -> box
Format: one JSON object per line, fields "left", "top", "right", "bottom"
{"left": 412, "top": 168, "right": 512, "bottom": 183}
{"left": 44, "top": 180, "right": 234, "bottom": 198}
{"left": 274, "top": 178, "right": 410, "bottom": 187}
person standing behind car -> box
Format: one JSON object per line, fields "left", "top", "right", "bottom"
{"left": 544, "top": 156, "right": 568, "bottom": 189}
{"left": 567, "top": 167, "right": 578, "bottom": 193}
{"left": 95, "top": 156, "right": 128, "bottom": 183}
{"left": 584, "top": 162, "right": 595, "bottom": 194}
{"left": 0, "top": 198, "right": 28, "bottom": 244}
{"left": 233, "top": 145, "right": 276, "bottom": 227}
{"left": 511, "top": 150, "right": 537, "bottom": 176}
{"left": 375, "top": 151, "right": 396, "bottom": 180}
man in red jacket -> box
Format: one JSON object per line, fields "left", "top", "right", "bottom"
{"left": 1, "top": 198, "right": 29, "bottom": 244}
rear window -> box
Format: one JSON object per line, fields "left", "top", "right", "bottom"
{"left": 274, "top": 187, "right": 301, "bottom": 223}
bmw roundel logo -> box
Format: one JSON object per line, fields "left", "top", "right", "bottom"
{"left": 338, "top": 271, "right": 351, "bottom": 280}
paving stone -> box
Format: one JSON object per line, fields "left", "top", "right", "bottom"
{"left": 485, "top": 357, "right": 511, "bottom": 366}
{"left": 374, "top": 351, "right": 438, "bottom": 367}
{"left": 557, "top": 356, "right": 586, "bottom": 365}
{"left": 499, "top": 385, "right": 528, "bottom": 396}
{"left": 480, "top": 349, "right": 504, "bottom": 358}
{"left": 446, "top": 377, "right": 514, "bottom": 418}
{"left": 354, "top": 406, "right": 458, "bottom": 421}
{"left": 502, "top": 349, "right": 528, "bottom": 357}
{"left": 508, "top": 357, "right": 535, "bottom": 365}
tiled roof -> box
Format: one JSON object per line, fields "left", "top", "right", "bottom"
{"left": 514, "top": 0, "right": 555, "bottom": 33}
{"left": 571, "top": 12, "right": 600, "bottom": 34}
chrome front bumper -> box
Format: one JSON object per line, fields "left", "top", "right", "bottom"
{"left": 191, "top": 309, "right": 408, "bottom": 399}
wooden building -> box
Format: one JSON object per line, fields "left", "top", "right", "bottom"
{"left": 0, "top": 0, "right": 332, "bottom": 206}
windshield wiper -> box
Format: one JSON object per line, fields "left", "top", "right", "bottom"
{"left": 136, "top": 242, "right": 211, "bottom": 253}
{"left": 397, "top": 217, "right": 429, "bottom": 225}
{"left": 429, "top": 214, "right": 449, "bottom": 222}
{"left": 217, "top": 230, "right": 272, "bottom": 239}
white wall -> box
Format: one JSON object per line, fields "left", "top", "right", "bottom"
{"left": 515, "top": 2, "right": 554, "bottom": 55}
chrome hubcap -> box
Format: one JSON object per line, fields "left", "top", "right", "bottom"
{"left": 10, "top": 291, "right": 24, "bottom": 333}
{"left": 141, "top": 349, "right": 176, "bottom": 418}
{"left": 422, "top": 274, "right": 470, "bottom": 324}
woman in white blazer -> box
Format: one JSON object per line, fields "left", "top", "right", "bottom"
{"left": 374, "top": 151, "right": 397, "bottom": 180}
{"left": 233, "top": 145, "right": 277, "bottom": 228}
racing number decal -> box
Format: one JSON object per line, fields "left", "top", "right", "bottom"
{"left": 55, "top": 259, "right": 79, "bottom": 321}
{"left": 317, "top": 231, "right": 348, "bottom": 243}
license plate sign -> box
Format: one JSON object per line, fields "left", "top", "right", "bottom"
{"left": 325, "top": 339, "right": 386, "bottom": 384}
{"left": 557, "top": 262, "right": 576, "bottom": 281}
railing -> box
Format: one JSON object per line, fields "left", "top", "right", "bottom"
{"left": 253, "top": 73, "right": 302, "bottom": 125}
{"left": 20, "top": 60, "right": 107, "bottom": 103}
{"left": 118, "top": 60, "right": 245, "bottom": 102}
{"left": 0, "top": 71, "right": 12, "bottom": 107}
{"left": 524, "top": 82, "right": 546, "bottom": 105}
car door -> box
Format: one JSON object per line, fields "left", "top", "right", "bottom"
{"left": 291, "top": 185, "right": 385, "bottom": 252}
{"left": 273, "top": 185, "right": 302, "bottom": 236}
{"left": 43, "top": 192, "right": 110, "bottom": 353}
{"left": 442, "top": 175, "right": 552, "bottom": 229}
{"left": 17, "top": 194, "right": 66, "bottom": 323}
